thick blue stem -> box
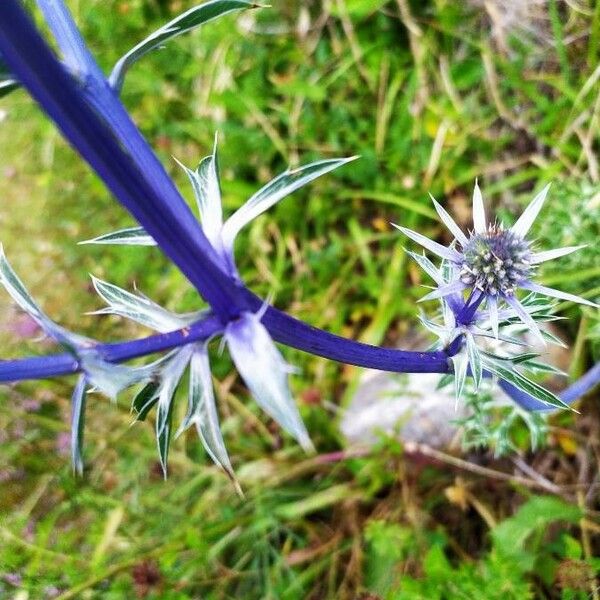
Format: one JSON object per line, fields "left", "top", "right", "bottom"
{"left": 0, "top": 0, "right": 451, "bottom": 374}
{"left": 0, "top": 315, "right": 223, "bottom": 383}
{"left": 0, "top": 0, "right": 244, "bottom": 323}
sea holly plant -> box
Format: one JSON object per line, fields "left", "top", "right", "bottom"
{"left": 0, "top": 1, "right": 598, "bottom": 485}
{"left": 84, "top": 140, "right": 355, "bottom": 476}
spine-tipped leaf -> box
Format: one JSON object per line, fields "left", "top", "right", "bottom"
{"left": 91, "top": 276, "right": 199, "bottom": 333}
{"left": 177, "top": 347, "right": 236, "bottom": 484}
{"left": 109, "top": 0, "right": 257, "bottom": 91}
{"left": 175, "top": 141, "right": 223, "bottom": 251}
{"left": 155, "top": 347, "right": 194, "bottom": 477}
{"left": 482, "top": 354, "right": 569, "bottom": 410}
{"left": 225, "top": 312, "right": 313, "bottom": 451}
{"left": 71, "top": 374, "right": 87, "bottom": 476}
{"left": 79, "top": 227, "right": 157, "bottom": 246}
{"left": 465, "top": 333, "right": 482, "bottom": 390}
{"left": 0, "top": 245, "right": 89, "bottom": 350}
{"left": 451, "top": 351, "right": 468, "bottom": 405}
{"left": 221, "top": 157, "right": 357, "bottom": 252}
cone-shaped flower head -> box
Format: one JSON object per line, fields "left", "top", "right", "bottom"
{"left": 393, "top": 181, "right": 597, "bottom": 341}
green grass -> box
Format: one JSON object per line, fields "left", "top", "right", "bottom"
{"left": 0, "top": 0, "right": 599, "bottom": 598}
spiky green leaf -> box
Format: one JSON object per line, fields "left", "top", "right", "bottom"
{"left": 109, "top": 0, "right": 257, "bottom": 91}
{"left": 482, "top": 355, "right": 569, "bottom": 410}
{"left": 79, "top": 227, "right": 156, "bottom": 246}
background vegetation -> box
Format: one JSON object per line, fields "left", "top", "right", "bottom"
{"left": 1, "top": 0, "right": 599, "bottom": 597}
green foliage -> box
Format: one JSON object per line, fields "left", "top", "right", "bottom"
{"left": 363, "top": 497, "right": 590, "bottom": 600}
{"left": 1, "top": 0, "right": 599, "bottom": 598}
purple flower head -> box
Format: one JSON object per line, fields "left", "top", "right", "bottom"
{"left": 393, "top": 182, "right": 597, "bottom": 342}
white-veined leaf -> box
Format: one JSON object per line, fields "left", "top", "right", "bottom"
{"left": 222, "top": 157, "right": 357, "bottom": 252}
{"left": 90, "top": 276, "right": 199, "bottom": 333}
{"left": 465, "top": 333, "right": 482, "bottom": 390}
{"left": 71, "top": 375, "right": 87, "bottom": 476}
{"left": 0, "top": 245, "right": 90, "bottom": 350}
{"left": 79, "top": 227, "right": 157, "bottom": 246}
{"left": 109, "top": 0, "right": 256, "bottom": 91}
{"left": 225, "top": 312, "right": 313, "bottom": 451}
{"left": 470, "top": 326, "right": 530, "bottom": 347}
{"left": 175, "top": 137, "right": 223, "bottom": 249}
{"left": 417, "top": 312, "right": 451, "bottom": 339}
{"left": 155, "top": 346, "right": 194, "bottom": 477}
{"left": 391, "top": 224, "right": 462, "bottom": 262}
{"left": 176, "top": 347, "right": 238, "bottom": 489}
{"left": 451, "top": 350, "right": 469, "bottom": 406}
{"left": 132, "top": 382, "right": 160, "bottom": 421}
{"left": 481, "top": 355, "right": 569, "bottom": 410}
{"left": 79, "top": 349, "right": 148, "bottom": 402}
{"left": 405, "top": 250, "right": 445, "bottom": 286}
{"left": 0, "top": 247, "right": 155, "bottom": 401}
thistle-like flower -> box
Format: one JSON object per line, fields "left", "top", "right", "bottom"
{"left": 393, "top": 182, "right": 597, "bottom": 340}
{"left": 84, "top": 136, "right": 355, "bottom": 479}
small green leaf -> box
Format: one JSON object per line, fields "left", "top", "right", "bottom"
{"left": 109, "top": 0, "right": 258, "bottom": 91}
{"left": 436, "top": 373, "right": 454, "bottom": 390}
{"left": 79, "top": 226, "right": 156, "bottom": 246}
{"left": 71, "top": 375, "right": 87, "bottom": 476}
{"left": 492, "top": 496, "right": 582, "bottom": 560}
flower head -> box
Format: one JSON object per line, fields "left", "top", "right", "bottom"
{"left": 393, "top": 181, "right": 597, "bottom": 341}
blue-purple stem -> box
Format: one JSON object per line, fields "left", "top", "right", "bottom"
{"left": 0, "top": 1, "right": 597, "bottom": 409}
{"left": 0, "top": 315, "right": 222, "bottom": 382}
{"left": 0, "top": 0, "right": 449, "bottom": 375}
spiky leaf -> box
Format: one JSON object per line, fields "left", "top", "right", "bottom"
{"left": 90, "top": 276, "right": 198, "bottom": 333}
{"left": 482, "top": 355, "right": 569, "bottom": 410}
{"left": 79, "top": 227, "right": 156, "bottom": 246}
{"left": 222, "top": 158, "right": 356, "bottom": 252}
{"left": 465, "top": 333, "right": 482, "bottom": 390}
{"left": 71, "top": 375, "right": 87, "bottom": 476}
{"left": 109, "top": 0, "right": 257, "bottom": 91}
{"left": 225, "top": 312, "right": 312, "bottom": 451}
{"left": 177, "top": 348, "right": 236, "bottom": 485}
{"left": 132, "top": 382, "right": 159, "bottom": 422}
